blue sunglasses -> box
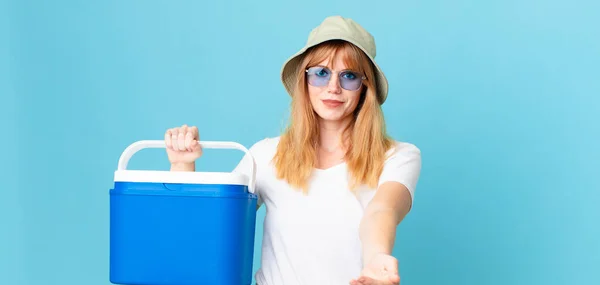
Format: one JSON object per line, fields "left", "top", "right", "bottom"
{"left": 305, "top": 66, "right": 366, "bottom": 91}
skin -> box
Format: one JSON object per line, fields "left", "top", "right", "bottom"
{"left": 165, "top": 51, "right": 411, "bottom": 285}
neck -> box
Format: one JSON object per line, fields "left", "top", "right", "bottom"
{"left": 318, "top": 116, "right": 353, "bottom": 151}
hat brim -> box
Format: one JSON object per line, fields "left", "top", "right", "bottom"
{"left": 280, "top": 35, "right": 388, "bottom": 105}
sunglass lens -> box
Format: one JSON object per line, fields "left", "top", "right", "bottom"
{"left": 340, "top": 71, "right": 362, "bottom": 91}
{"left": 306, "top": 67, "right": 330, "bottom": 87}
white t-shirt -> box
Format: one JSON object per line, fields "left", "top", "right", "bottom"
{"left": 233, "top": 136, "right": 421, "bottom": 285}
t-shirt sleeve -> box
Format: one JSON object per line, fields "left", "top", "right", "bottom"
{"left": 378, "top": 142, "right": 422, "bottom": 203}
{"left": 232, "top": 140, "right": 265, "bottom": 207}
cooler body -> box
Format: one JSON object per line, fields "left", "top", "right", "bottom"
{"left": 109, "top": 182, "right": 258, "bottom": 285}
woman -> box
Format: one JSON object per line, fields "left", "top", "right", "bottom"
{"left": 164, "top": 16, "right": 421, "bottom": 285}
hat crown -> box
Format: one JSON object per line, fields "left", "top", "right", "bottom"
{"left": 307, "top": 16, "right": 377, "bottom": 58}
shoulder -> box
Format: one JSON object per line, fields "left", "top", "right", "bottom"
{"left": 247, "top": 136, "right": 281, "bottom": 162}
{"left": 385, "top": 140, "right": 421, "bottom": 162}
{"left": 378, "top": 140, "right": 422, "bottom": 198}
{"left": 249, "top": 136, "right": 281, "bottom": 152}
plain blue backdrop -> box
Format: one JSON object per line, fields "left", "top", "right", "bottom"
{"left": 2, "top": 0, "right": 599, "bottom": 284}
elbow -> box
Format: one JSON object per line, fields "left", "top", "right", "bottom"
{"left": 358, "top": 207, "right": 401, "bottom": 236}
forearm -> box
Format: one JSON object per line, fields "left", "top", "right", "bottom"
{"left": 359, "top": 182, "right": 413, "bottom": 265}
{"left": 359, "top": 209, "right": 399, "bottom": 264}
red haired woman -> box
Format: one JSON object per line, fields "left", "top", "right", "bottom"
{"left": 165, "top": 15, "right": 422, "bottom": 285}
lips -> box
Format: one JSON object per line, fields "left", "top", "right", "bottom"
{"left": 322, "top": 99, "right": 343, "bottom": 108}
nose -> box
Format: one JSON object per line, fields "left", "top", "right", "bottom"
{"left": 327, "top": 74, "right": 342, "bottom": 94}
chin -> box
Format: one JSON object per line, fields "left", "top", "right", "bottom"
{"left": 314, "top": 109, "right": 346, "bottom": 121}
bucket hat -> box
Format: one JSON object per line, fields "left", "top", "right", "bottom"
{"left": 280, "top": 15, "right": 389, "bottom": 105}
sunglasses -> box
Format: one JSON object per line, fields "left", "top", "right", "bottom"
{"left": 305, "top": 66, "right": 366, "bottom": 91}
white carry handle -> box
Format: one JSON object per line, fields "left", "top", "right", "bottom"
{"left": 117, "top": 140, "right": 256, "bottom": 193}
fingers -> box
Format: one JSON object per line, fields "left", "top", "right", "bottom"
{"left": 165, "top": 129, "right": 173, "bottom": 150}
{"left": 177, "top": 127, "right": 186, "bottom": 150}
{"left": 185, "top": 131, "right": 193, "bottom": 150}
{"left": 349, "top": 277, "right": 372, "bottom": 285}
{"left": 165, "top": 125, "right": 199, "bottom": 151}
{"left": 185, "top": 126, "right": 199, "bottom": 151}
{"left": 356, "top": 276, "right": 375, "bottom": 285}
{"left": 350, "top": 274, "right": 398, "bottom": 285}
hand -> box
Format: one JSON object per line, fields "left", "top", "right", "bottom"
{"left": 164, "top": 124, "right": 202, "bottom": 170}
{"left": 350, "top": 253, "right": 400, "bottom": 285}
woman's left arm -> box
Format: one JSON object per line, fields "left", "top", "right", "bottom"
{"left": 350, "top": 181, "right": 412, "bottom": 285}
{"left": 360, "top": 181, "right": 412, "bottom": 265}
{"left": 350, "top": 143, "right": 421, "bottom": 285}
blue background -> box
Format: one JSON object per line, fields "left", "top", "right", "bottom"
{"left": 2, "top": 0, "right": 599, "bottom": 284}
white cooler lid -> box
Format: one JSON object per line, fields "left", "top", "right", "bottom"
{"left": 114, "top": 170, "right": 250, "bottom": 186}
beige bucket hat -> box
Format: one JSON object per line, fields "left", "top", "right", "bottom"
{"left": 280, "top": 15, "right": 389, "bottom": 105}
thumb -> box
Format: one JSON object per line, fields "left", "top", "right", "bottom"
{"left": 191, "top": 140, "right": 202, "bottom": 151}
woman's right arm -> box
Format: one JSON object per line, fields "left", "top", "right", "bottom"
{"left": 164, "top": 124, "right": 203, "bottom": 172}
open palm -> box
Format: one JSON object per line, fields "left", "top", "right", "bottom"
{"left": 350, "top": 253, "right": 400, "bottom": 285}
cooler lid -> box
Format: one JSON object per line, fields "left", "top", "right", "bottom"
{"left": 113, "top": 170, "right": 249, "bottom": 186}
{"left": 113, "top": 140, "right": 256, "bottom": 192}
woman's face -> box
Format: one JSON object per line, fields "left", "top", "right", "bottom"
{"left": 307, "top": 53, "right": 364, "bottom": 123}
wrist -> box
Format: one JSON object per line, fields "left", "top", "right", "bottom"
{"left": 170, "top": 162, "right": 195, "bottom": 172}
{"left": 364, "top": 248, "right": 390, "bottom": 264}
